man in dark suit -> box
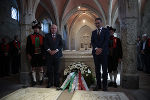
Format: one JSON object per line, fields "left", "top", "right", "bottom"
{"left": 44, "top": 24, "right": 63, "bottom": 88}
{"left": 140, "top": 34, "right": 148, "bottom": 72}
{"left": 91, "top": 18, "right": 109, "bottom": 91}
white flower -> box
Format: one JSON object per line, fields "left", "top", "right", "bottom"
{"left": 88, "top": 69, "right": 91, "bottom": 73}
{"left": 64, "top": 62, "right": 92, "bottom": 75}
{"left": 81, "top": 71, "right": 84, "bottom": 74}
{"left": 64, "top": 71, "right": 67, "bottom": 75}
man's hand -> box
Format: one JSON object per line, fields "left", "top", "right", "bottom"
{"left": 95, "top": 48, "right": 102, "bottom": 55}
{"left": 48, "top": 50, "right": 57, "bottom": 55}
{"left": 141, "top": 50, "right": 144, "bottom": 54}
{"left": 51, "top": 50, "right": 57, "bottom": 55}
{"left": 42, "top": 56, "right": 46, "bottom": 60}
{"left": 27, "top": 54, "right": 32, "bottom": 61}
{"left": 118, "top": 58, "right": 122, "bottom": 62}
{"left": 18, "top": 50, "right": 21, "bottom": 54}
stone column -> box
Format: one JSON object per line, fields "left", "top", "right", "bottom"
{"left": 20, "top": 0, "right": 40, "bottom": 86}
{"left": 107, "top": 0, "right": 113, "bottom": 25}
{"left": 119, "top": 0, "right": 139, "bottom": 89}
{"left": 20, "top": 22, "right": 33, "bottom": 86}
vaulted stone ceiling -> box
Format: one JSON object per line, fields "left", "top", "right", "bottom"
{"left": 34, "top": 0, "right": 119, "bottom": 26}
{"left": 16, "top": 0, "right": 147, "bottom": 28}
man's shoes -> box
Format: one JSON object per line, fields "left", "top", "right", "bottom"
{"left": 56, "top": 87, "right": 62, "bottom": 90}
{"left": 54, "top": 83, "right": 60, "bottom": 88}
{"left": 113, "top": 82, "right": 117, "bottom": 88}
{"left": 39, "top": 80, "right": 43, "bottom": 85}
{"left": 47, "top": 83, "right": 52, "bottom": 88}
{"left": 108, "top": 81, "right": 113, "bottom": 87}
{"left": 93, "top": 85, "right": 101, "bottom": 91}
{"left": 102, "top": 87, "right": 108, "bottom": 91}
{"left": 31, "top": 81, "right": 37, "bottom": 87}
{"left": 54, "top": 82, "right": 60, "bottom": 87}
{"left": 137, "top": 68, "right": 143, "bottom": 71}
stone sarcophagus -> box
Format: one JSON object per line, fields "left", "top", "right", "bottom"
{"left": 60, "top": 50, "right": 95, "bottom": 77}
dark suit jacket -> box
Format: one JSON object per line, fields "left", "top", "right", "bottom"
{"left": 91, "top": 28, "right": 109, "bottom": 56}
{"left": 44, "top": 33, "right": 63, "bottom": 58}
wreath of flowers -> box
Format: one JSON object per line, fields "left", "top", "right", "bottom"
{"left": 64, "top": 62, "right": 95, "bottom": 87}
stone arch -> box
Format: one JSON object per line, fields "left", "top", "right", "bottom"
{"left": 60, "top": 0, "right": 71, "bottom": 24}
{"left": 49, "top": 0, "right": 59, "bottom": 26}
{"left": 36, "top": 1, "right": 56, "bottom": 24}
{"left": 112, "top": 8, "right": 118, "bottom": 27}
{"left": 68, "top": 12, "right": 96, "bottom": 36}
{"left": 68, "top": 14, "right": 95, "bottom": 50}
{"left": 61, "top": 4, "right": 102, "bottom": 34}
{"left": 93, "top": 0, "right": 106, "bottom": 24}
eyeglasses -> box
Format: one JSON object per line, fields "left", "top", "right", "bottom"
{"left": 95, "top": 23, "right": 100, "bottom": 25}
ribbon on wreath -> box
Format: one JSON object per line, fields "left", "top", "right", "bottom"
{"left": 78, "top": 71, "right": 86, "bottom": 90}
{"left": 60, "top": 72, "right": 77, "bottom": 91}
{"left": 60, "top": 71, "right": 89, "bottom": 92}
{"left": 71, "top": 74, "right": 79, "bottom": 92}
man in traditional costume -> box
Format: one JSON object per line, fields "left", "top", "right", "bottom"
{"left": 26, "top": 20, "right": 44, "bottom": 86}
{"left": 10, "top": 35, "right": 20, "bottom": 74}
{"left": 107, "top": 27, "right": 122, "bottom": 88}
{"left": 0, "top": 38, "right": 10, "bottom": 77}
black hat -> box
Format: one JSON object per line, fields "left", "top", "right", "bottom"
{"left": 32, "top": 20, "right": 41, "bottom": 29}
{"left": 108, "top": 26, "right": 116, "bottom": 32}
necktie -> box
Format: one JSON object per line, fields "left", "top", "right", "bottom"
{"left": 97, "top": 29, "right": 101, "bottom": 40}
{"left": 98, "top": 29, "right": 101, "bottom": 35}
{"left": 52, "top": 34, "right": 56, "bottom": 40}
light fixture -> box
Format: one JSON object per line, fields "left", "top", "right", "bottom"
{"left": 78, "top": 6, "right": 81, "bottom": 9}
{"left": 83, "top": 19, "right": 85, "bottom": 23}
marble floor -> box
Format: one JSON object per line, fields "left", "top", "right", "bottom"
{"left": 1, "top": 88, "right": 129, "bottom": 100}
{"left": 1, "top": 88, "right": 63, "bottom": 100}
{"left": 0, "top": 71, "right": 150, "bottom": 100}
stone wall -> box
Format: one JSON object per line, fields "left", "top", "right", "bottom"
{"left": 0, "top": 0, "right": 20, "bottom": 42}
{"left": 141, "top": 0, "right": 150, "bottom": 36}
